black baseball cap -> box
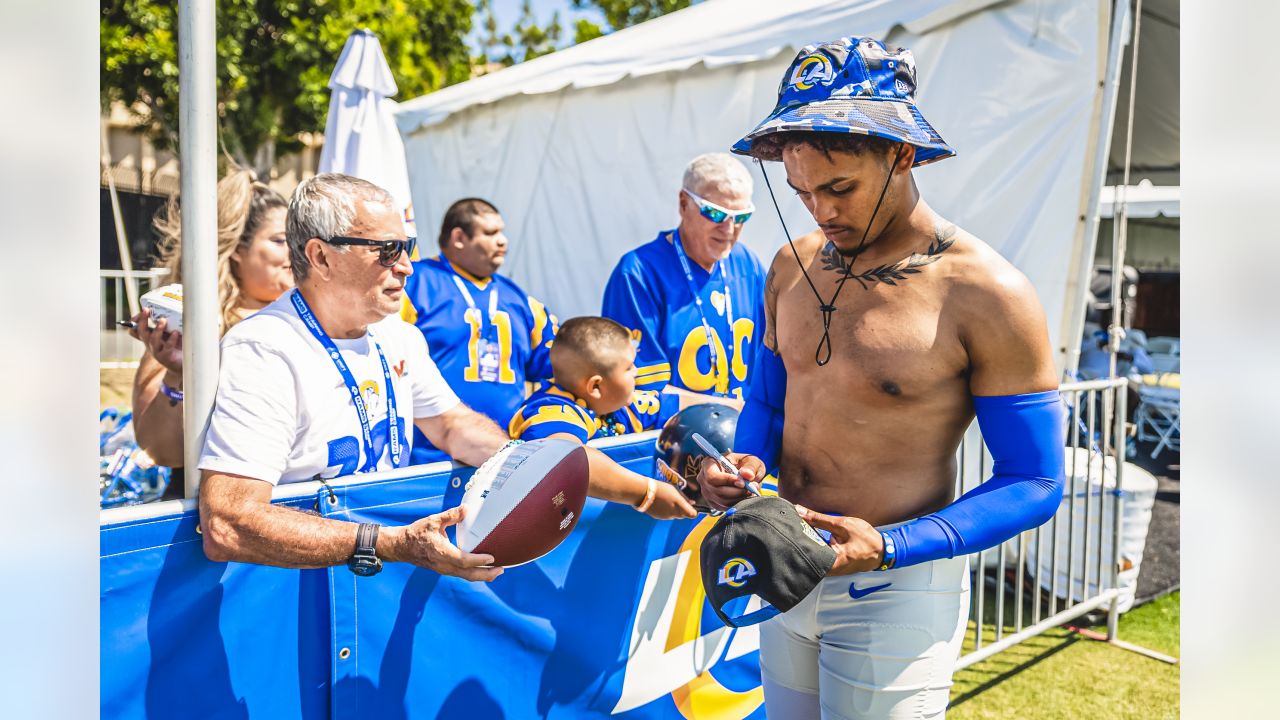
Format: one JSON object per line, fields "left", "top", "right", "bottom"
{"left": 699, "top": 496, "right": 836, "bottom": 628}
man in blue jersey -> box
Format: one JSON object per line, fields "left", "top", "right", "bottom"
{"left": 696, "top": 38, "right": 1066, "bottom": 718}
{"left": 601, "top": 153, "right": 768, "bottom": 411}
{"left": 402, "top": 198, "right": 559, "bottom": 464}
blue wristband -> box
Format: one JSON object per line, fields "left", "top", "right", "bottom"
{"left": 159, "top": 381, "right": 184, "bottom": 404}
{"left": 876, "top": 531, "right": 897, "bottom": 571}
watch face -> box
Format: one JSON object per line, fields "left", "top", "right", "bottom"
{"left": 349, "top": 556, "right": 382, "bottom": 577}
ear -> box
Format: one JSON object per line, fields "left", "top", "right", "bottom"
{"left": 449, "top": 227, "right": 467, "bottom": 250}
{"left": 304, "top": 238, "right": 334, "bottom": 282}
{"left": 892, "top": 144, "right": 916, "bottom": 172}
{"left": 584, "top": 374, "right": 605, "bottom": 400}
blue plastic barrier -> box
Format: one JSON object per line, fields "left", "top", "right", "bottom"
{"left": 101, "top": 435, "right": 766, "bottom": 719}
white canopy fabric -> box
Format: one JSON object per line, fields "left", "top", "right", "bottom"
{"left": 395, "top": 0, "right": 1110, "bottom": 370}
{"left": 321, "top": 29, "right": 415, "bottom": 233}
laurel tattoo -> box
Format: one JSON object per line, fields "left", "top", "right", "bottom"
{"left": 821, "top": 223, "right": 957, "bottom": 289}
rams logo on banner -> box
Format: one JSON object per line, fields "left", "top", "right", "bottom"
{"left": 717, "top": 558, "right": 756, "bottom": 588}
{"left": 789, "top": 53, "right": 834, "bottom": 91}
{"left": 614, "top": 517, "right": 765, "bottom": 719}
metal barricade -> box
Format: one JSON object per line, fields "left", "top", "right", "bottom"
{"left": 956, "top": 377, "right": 1130, "bottom": 669}
{"left": 100, "top": 268, "right": 170, "bottom": 366}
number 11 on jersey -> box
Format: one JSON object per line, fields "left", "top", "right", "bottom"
{"left": 463, "top": 308, "right": 516, "bottom": 383}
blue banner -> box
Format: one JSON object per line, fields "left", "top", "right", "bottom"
{"left": 101, "top": 436, "right": 766, "bottom": 719}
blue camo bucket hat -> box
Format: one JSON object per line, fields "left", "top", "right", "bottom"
{"left": 732, "top": 36, "right": 954, "bottom": 166}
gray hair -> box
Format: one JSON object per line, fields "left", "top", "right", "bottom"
{"left": 287, "top": 173, "right": 396, "bottom": 283}
{"left": 681, "top": 152, "right": 753, "bottom": 198}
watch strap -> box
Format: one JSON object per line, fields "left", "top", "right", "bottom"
{"left": 355, "top": 522, "right": 379, "bottom": 556}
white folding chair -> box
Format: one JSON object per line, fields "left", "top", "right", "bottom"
{"left": 1135, "top": 385, "right": 1180, "bottom": 458}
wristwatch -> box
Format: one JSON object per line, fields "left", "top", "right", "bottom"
{"left": 347, "top": 523, "right": 383, "bottom": 577}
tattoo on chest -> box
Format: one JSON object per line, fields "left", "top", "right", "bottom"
{"left": 821, "top": 223, "right": 957, "bottom": 289}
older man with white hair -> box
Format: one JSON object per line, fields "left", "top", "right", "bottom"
{"left": 197, "top": 173, "right": 511, "bottom": 580}
{"left": 602, "top": 152, "right": 767, "bottom": 411}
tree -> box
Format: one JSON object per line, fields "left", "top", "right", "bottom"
{"left": 512, "top": 0, "right": 562, "bottom": 62}
{"left": 570, "top": 0, "right": 692, "bottom": 31}
{"left": 573, "top": 18, "right": 605, "bottom": 45}
{"left": 475, "top": 0, "right": 516, "bottom": 69}
{"left": 101, "top": 0, "right": 477, "bottom": 177}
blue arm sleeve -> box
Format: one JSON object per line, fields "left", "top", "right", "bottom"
{"left": 885, "top": 390, "right": 1066, "bottom": 569}
{"left": 733, "top": 344, "right": 786, "bottom": 474}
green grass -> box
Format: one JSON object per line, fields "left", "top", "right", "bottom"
{"left": 949, "top": 592, "right": 1179, "bottom": 719}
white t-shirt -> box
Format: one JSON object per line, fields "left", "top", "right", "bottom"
{"left": 199, "top": 293, "right": 460, "bottom": 485}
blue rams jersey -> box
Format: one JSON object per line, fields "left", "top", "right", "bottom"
{"left": 601, "top": 230, "right": 767, "bottom": 400}
{"left": 509, "top": 383, "right": 665, "bottom": 443}
{"left": 402, "top": 256, "right": 559, "bottom": 463}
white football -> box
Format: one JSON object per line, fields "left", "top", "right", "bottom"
{"left": 140, "top": 283, "right": 184, "bottom": 333}
{"left": 457, "top": 438, "right": 589, "bottom": 567}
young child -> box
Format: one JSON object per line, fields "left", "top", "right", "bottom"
{"left": 509, "top": 316, "right": 691, "bottom": 518}
{"left": 509, "top": 316, "right": 667, "bottom": 443}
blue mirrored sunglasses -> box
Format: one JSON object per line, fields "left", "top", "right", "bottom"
{"left": 683, "top": 189, "right": 754, "bottom": 225}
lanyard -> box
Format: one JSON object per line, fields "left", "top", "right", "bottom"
{"left": 671, "top": 229, "right": 735, "bottom": 389}
{"left": 443, "top": 259, "right": 500, "bottom": 337}
{"left": 290, "top": 289, "right": 400, "bottom": 473}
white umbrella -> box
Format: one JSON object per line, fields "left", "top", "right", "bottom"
{"left": 319, "top": 28, "right": 416, "bottom": 237}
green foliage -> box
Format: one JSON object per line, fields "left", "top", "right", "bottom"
{"left": 101, "top": 0, "right": 476, "bottom": 175}
{"left": 475, "top": 0, "right": 515, "bottom": 68}
{"left": 573, "top": 18, "right": 605, "bottom": 45}
{"left": 570, "top": 0, "right": 692, "bottom": 31}
{"left": 512, "top": 0, "right": 562, "bottom": 62}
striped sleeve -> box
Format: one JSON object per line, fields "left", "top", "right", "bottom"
{"left": 508, "top": 396, "right": 594, "bottom": 443}
{"left": 524, "top": 294, "right": 558, "bottom": 382}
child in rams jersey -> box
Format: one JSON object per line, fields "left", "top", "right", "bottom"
{"left": 509, "top": 317, "right": 668, "bottom": 443}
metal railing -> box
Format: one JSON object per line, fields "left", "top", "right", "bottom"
{"left": 954, "top": 377, "right": 1168, "bottom": 668}
{"left": 100, "top": 268, "right": 170, "bottom": 365}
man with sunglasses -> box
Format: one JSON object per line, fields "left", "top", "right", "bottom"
{"left": 196, "top": 174, "right": 511, "bottom": 578}
{"left": 602, "top": 153, "right": 768, "bottom": 413}
{"left": 400, "top": 198, "right": 559, "bottom": 465}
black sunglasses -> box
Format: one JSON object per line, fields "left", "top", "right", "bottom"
{"left": 325, "top": 236, "right": 417, "bottom": 267}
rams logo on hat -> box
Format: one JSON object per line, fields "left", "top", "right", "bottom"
{"left": 789, "top": 53, "right": 834, "bottom": 91}
{"left": 717, "top": 557, "right": 757, "bottom": 588}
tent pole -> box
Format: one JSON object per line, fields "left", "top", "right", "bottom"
{"left": 101, "top": 120, "right": 141, "bottom": 317}
{"left": 178, "top": 0, "right": 219, "bottom": 497}
{"left": 1108, "top": 0, "right": 1143, "bottom": 378}
{"left": 1059, "top": 0, "right": 1131, "bottom": 378}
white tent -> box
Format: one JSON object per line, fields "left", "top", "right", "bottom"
{"left": 396, "top": 0, "right": 1129, "bottom": 373}
{"left": 320, "top": 29, "right": 415, "bottom": 234}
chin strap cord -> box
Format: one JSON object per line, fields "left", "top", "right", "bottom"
{"left": 755, "top": 146, "right": 900, "bottom": 366}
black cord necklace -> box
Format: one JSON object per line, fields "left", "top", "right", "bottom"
{"left": 757, "top": 149, "right": 899, "bottom": 366}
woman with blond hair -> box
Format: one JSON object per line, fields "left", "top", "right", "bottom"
{"left": 128, "top": 169, "right": 291, "bottom": 498}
